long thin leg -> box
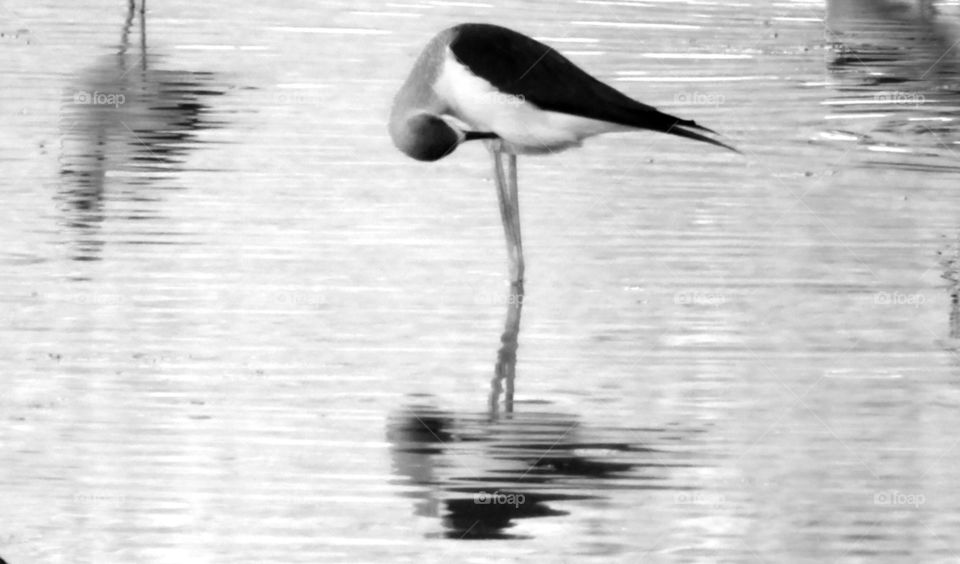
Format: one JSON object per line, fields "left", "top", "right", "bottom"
{"left": 139, "top": 0, "right": 147, "bottom": 69}
{"left": 491, "top": 147, "right": 524, "bottom": 282}
{"left": 505, "top": 152, "right": 522, "bottom": 260}
{"left": 489, "top": 282, "right": 523, "bottom": 419}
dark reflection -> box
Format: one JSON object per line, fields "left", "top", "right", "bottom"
{"left": 827, "top": 0, "right": 943, "bottom": 71}
{"left": 488, "top": 282, "right": 522, "bottom": 418}
{"left": 58, "top": 0, "right": 228, "bottom": 262}
{"left": 826, "top": 2, "right": 960, "bottom": 338}
{"left": 823, "top": 0, "right": 960, "bottom": 157}
{"left": 826, "top": 0, "right": 958, "bottom": 83}
{"left": 388, "top": 283, "right": 661, "bottom": 540}
{"left": 939, "top": 236, "right": 960, "bottom": 339}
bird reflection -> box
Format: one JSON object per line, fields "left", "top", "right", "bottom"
{"left": 826, "top": 1, "right": 960, "bottom": 337}
{"left": 58, "top": 0, "right": 227, "bottom": 262}
{"left": 488, "top": 282, "right": 523, "bottom": 418}
{"left": 938, "top": 236, "right": 960, "bottom": 339}
{"left": 826, "top": 0, "right": 956, "bottom": 78}
{"left": 388, "top": 283, "right": 642, "bottom": 540}
{"left": 824, "top": 0, "right": 960, "bottom": 153}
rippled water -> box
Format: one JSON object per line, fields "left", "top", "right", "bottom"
{"left": 3, "top": 0, "right": 960, "bottom": 562}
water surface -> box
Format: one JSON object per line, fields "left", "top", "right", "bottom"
{"left": 2, "top": 0, "right": 960, "bottom": 562}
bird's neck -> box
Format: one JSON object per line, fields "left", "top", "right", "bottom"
{"left": 389, "top": 30, "right": 454, "bottom": 127}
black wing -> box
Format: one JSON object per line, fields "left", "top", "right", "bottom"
{"left": 449, "top": 23, "right": 736, "bottom": 151}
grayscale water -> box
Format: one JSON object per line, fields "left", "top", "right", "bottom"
{"left": 2, "top": 0, "right": 960, "bottom": 562}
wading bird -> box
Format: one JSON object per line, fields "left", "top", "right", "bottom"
{"left": 389, "top": 23, "right": 737, "bottom": 283}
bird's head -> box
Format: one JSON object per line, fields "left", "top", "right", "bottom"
{"left": 390, "top": 112, "right": 463, "bottom": 162}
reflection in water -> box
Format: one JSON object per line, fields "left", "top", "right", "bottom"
{"left": 939, "top": 235, "right": 960, "bottom": 339}
{"left": 824, "top": 0, "right": 960, "bottom": 154}
{"left": 826, "top": 0, "right": 957, "bottom": 78}
{"left": 488, "top": 282, "right": 522, "bottom": 418}
{"left": 8, "top": 1, "right": 960, "bottom": 559}
{"left": 825, "top": 0, "right": 960, "bottom": 339}
{"left": 388, "top": 283, "right": 670, "bottom": 540}
{"left": 58, "top": 0, "right": 227, "bottom": 262}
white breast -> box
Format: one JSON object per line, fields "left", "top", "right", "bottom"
{"left": 432, "top": 48, "right": 627, "bottom": 154}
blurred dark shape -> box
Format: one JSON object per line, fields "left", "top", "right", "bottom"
{"left": 489, "top": 282, "right": 522, "bottom": 417}
{"left": 58, "top": 0, "right": 228, "bottom": 262}
{"left": 825, "top": 0, "right": 960, "bottom": 96}
{"left": 389, "top": 403, "right": 646, "bottom": 539}
{"left": 938, "top": 236, "right": 960, "bottom": 339}
{"left": 387, "top": 283, "right": 649, "bottom": 539}
{"left": 442, "top": 494, "right": 565, "bottom": 540}
{"left": 828, "top": 0, "right": 938, "bottom": 29}
{"left": 827, "top": 2, "right": 960, "bottom": 338}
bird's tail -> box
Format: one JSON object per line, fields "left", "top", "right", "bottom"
{"left": 661, "top": 118, "right": 740, "bottom": 153}
{"left": 603, "top": 99, "right": 740, "bottom": 153}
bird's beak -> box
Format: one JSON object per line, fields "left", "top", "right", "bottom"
{"left": 440, "top": 115, "right": 496, "bottom": 144}
{"left": 464, "top": 131, "right": 499, "bottom": 141}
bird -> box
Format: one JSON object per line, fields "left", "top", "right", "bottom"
{"left": 389, "top": 23, "right": 737, "bottom": 284}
